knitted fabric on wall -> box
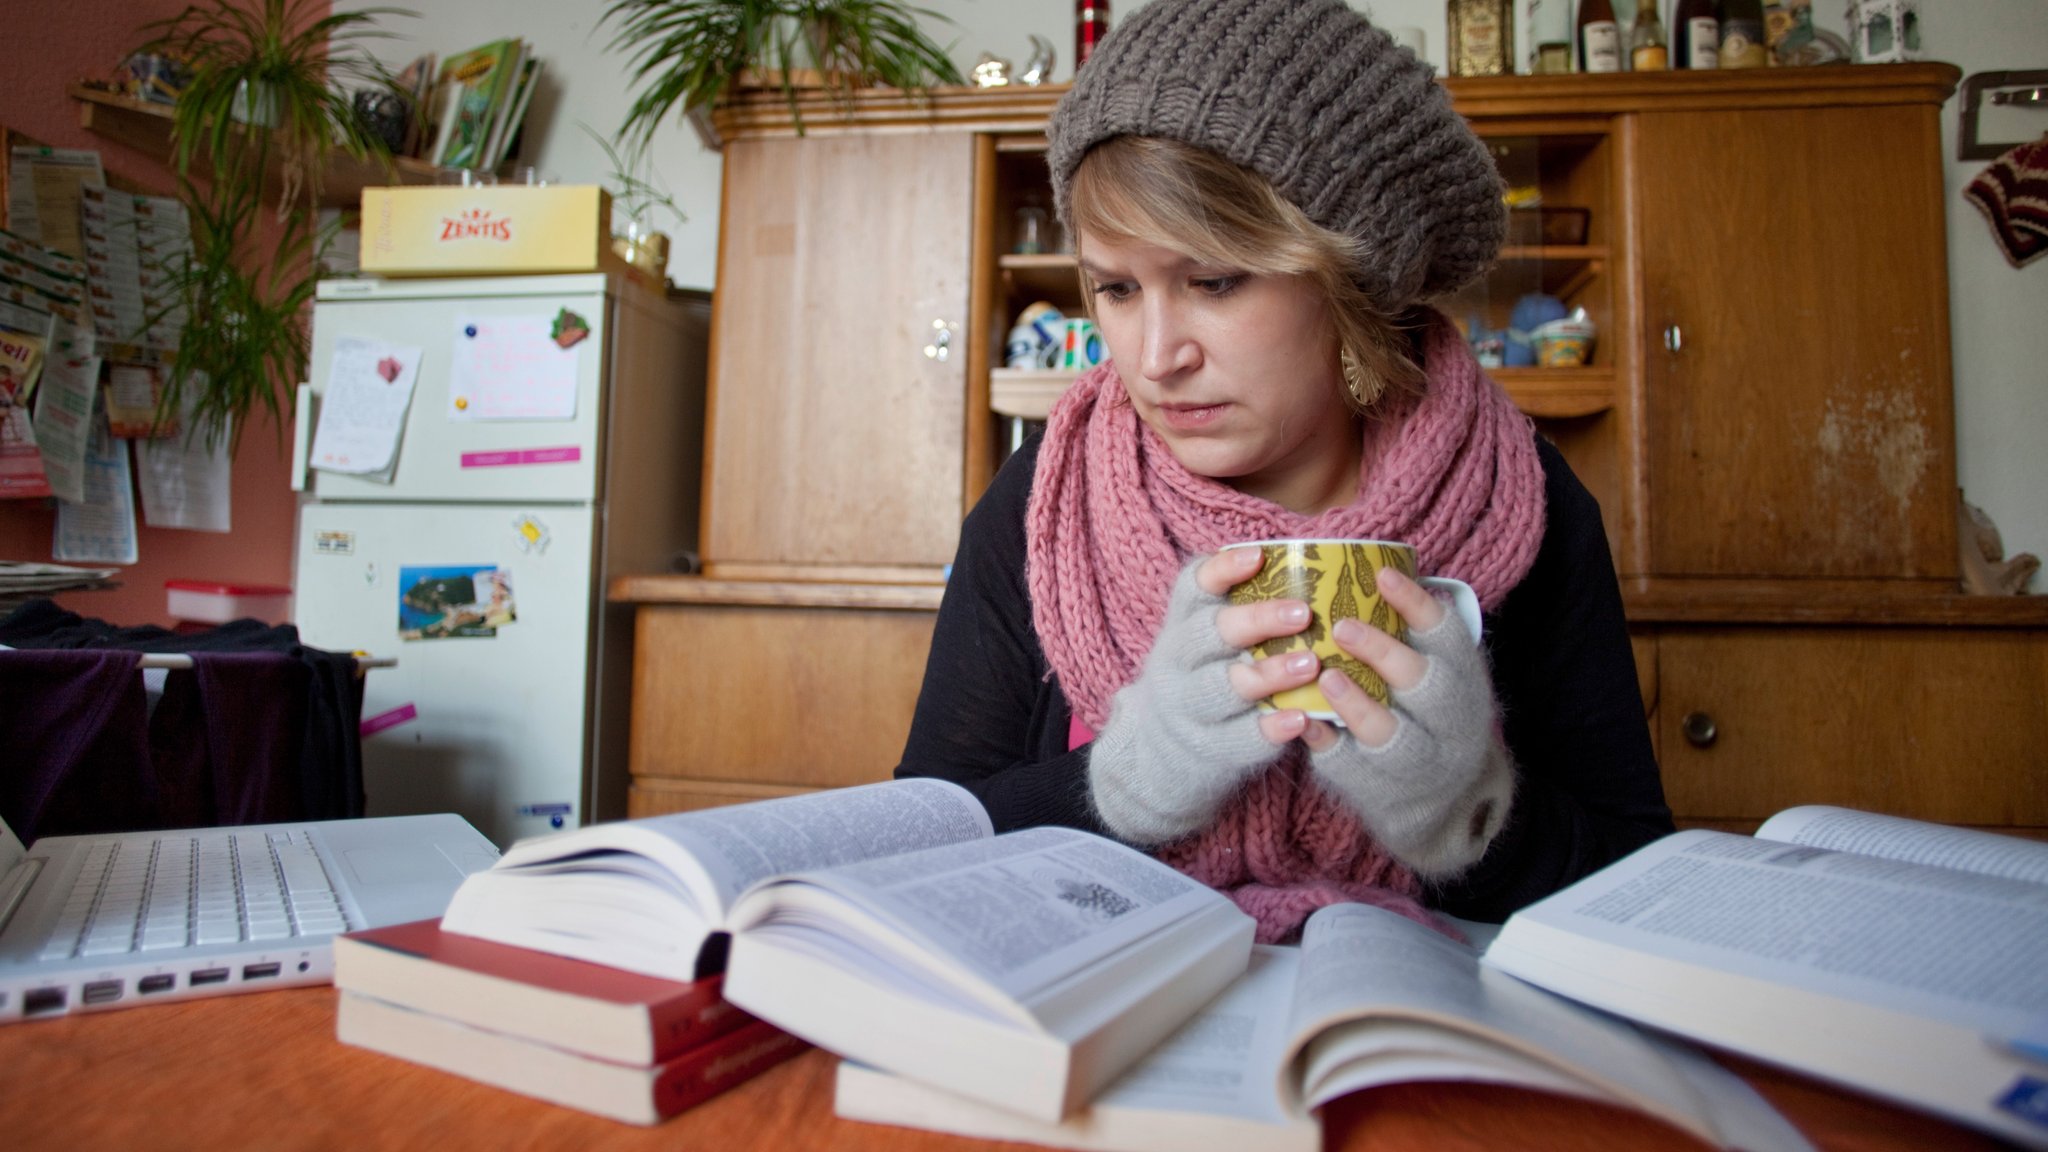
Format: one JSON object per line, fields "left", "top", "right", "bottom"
{"left": 1964, "top": 133, "right": 2048, "bottom": 269}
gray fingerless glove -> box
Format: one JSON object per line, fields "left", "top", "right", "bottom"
{"left": 1308, "top": 610, "right": 1515, "bottom": 879}
{"left": 1087, "top": 558, "right": 1277, "bottom": 846}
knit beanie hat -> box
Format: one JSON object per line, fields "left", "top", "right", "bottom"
{"left": 1047, "top": 0, "right": 1505, "bottom": 307}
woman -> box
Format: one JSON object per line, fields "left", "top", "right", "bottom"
{"left": 897, "top": 0, "right": 1672, "bottom": 936}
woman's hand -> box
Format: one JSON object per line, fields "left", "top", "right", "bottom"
{"left": 1297, "top": 566, "right": 1515, "bottom": 879}
{"left": 1084, "top": 548, "right": 1314, "bottom": 845}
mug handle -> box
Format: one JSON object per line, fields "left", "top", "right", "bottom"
{"left": 1419, "top": 576, "right": 1483, "bottom": 647}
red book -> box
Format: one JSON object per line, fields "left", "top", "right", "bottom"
{"left": 338, "top": 992, "right": 807, "bottom": 1125}
{"left": 334, "top": 918, "right": 749, "bottom": 1064}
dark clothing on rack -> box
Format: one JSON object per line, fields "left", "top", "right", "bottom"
{"left": 0, "top": 600, "right": 367, "bottom": 841}
{"left": 895, "top": 433, "right": 1674, "bottom": 923}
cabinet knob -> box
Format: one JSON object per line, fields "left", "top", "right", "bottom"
{"left": 1663, "top": 325, "right": 1684, "bottom": 353}
{"left": 1681, "top": 711, "right": 1718, "bottom": 749}
{"left": 923, "top": 319, "right": 955, "bottom": 361}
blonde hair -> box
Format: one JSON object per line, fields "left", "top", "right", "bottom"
{"left": 1066, "top": 136, "right": 1425, "bottom": 411}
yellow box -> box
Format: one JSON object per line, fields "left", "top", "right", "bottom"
{"left": 359, "top": 185, "right": 613, "bottom": 276}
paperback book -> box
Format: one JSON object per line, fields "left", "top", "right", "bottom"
{"left": 439, "top": 778, "right": 1256, "bottom": 1122}
{"left": 837, "top": 904, "right": 1813, "bottom": 1152}
{"left": 1482, "top": 805, "right": 2048, "bottom": 1149}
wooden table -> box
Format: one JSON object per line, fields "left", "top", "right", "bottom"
{"left": 0, "top": 988, "right": 1998, "bottom": 1152}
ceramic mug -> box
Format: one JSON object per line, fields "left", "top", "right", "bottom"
{"left": 1222, "top": 539, "right": 1482, "bottom": 723}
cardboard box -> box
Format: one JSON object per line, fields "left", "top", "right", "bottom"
{"left": 359, "top": 185, "right": 613, "bottom": 276}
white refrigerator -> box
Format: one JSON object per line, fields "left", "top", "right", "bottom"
{"left": 290, "top": 272, "right": 707, "bottom": 845}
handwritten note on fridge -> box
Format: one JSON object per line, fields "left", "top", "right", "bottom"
{"left": 310, "top": 336, "right": 422, "bottom": 475}
{"left": 446, "top": 312, "right": 584, "bottom": 422}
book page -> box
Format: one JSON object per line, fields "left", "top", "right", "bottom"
{"left": 1491, "top": 830, "right": 2048, "bottom": 1036}
{"left": 1756, "top": 806, "right": 2048, "bottom": 885}
{"left": 1284, "top": 903, "right": 1795, "bottom": 1150}
{"left": 738, "top": 826, "right": 1226, "bottom": 1006}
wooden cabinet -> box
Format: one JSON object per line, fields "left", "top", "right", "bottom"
{"left": 614, "top": 68, "right": 2046, "bottom": 838}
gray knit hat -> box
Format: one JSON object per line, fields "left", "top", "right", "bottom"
{"left": 1048, "top": 0, "right": 1505, "bottom": 306}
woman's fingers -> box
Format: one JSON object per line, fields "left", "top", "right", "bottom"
{"left": 1226, "top": 648, "right": 1320, "bottom": 704}
{"left": 1195, "top": 546, "right": 1264, "bottom": 597}
{"left": 1376, "top": 566, "right": 1445, "bottom": 631}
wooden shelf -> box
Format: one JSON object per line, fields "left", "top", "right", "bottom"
{"left": 998, "top": 253, "right": 1081, "bottom": 301}
{"left": 70, "top": 84, "right": 440, "bottom": 209}
{"left": 993, "top": 366, "right": 1612, "bottom": 422}
{"left": 1621, "top": 579, "right": 2048, "bottom": 628}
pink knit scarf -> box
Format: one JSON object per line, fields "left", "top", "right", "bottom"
{"left": 1026, "top": 311, "right": 1546, "bottom": 942}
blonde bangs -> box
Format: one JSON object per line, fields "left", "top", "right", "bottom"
{"left": 1066, "top": 136, "right": 1426, "bottom": 410}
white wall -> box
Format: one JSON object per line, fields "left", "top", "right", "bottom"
{"left": 341, "top": 0, "right": 2048, "bottom": 575}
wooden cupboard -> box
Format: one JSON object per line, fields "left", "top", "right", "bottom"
{"left": 614, "top": 67, "right": 2048, "bottom": 837}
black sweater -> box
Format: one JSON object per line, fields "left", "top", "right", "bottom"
{"left": 895, "top": 432, "right": 1674, "bottom": 922}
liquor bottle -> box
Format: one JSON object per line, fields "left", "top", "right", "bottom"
{"left": 1716, "top": 0, "right": 1768, "bottom": 68}
{"left": 1576, "top": 0, "right": 1623, "bottom": 73}
{"left": 1628, "top": 0, "right": 1669, "bottom": 70}
{"left": 1076, "top": 0, "right": 1110, "bottom": 70}
{"left": 1673, "top": 0, "right": 1720, "bottom": 68}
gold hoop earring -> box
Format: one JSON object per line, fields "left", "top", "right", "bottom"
{"left": 1340, "top": 348, "right": 1384, "bottom": 409}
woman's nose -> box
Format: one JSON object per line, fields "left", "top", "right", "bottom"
{"left": 1139, "top": 301, "right": 1200, "bottom": 381}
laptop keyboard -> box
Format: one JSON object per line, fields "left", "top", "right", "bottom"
{"left": 37, "top": 831, "right": 350, "bottom": 961}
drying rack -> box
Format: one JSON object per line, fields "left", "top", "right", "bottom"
{"left": 1958, "top": 69, "right": 2048, "bottom": 161}
{"left": 134, "top": 653, "right": 397, "bottom": 671}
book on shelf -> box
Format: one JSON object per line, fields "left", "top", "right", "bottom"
{"left": 482, "top": 58, "right": 542, "bottom": 173}
{"left": 836, "top": 903, "right": 1813, "bottom": 1152}
{"left": 432, "top": 38, "right": 526, "bottom": 170}
{"left": 438, "top": 778, "right": 1255, "bottom": 1123}
{"left": 1481, "top": 805, "right": 2048, "bottom": 1150}
{"left": 333, "top": 918, "right": 750, "bottom": 1065}
{"left": 337, "top": 992, "right": 805, "bottom": 1126}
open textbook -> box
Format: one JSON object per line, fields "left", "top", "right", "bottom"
{"left": 838, "top": 903, "right": 1812, "bottom": 1152}
{"left": 439, "top": 779, "right": 1255, "bottom": 1123}
{"left": 1481, "top": 805, "right": 2048, "bottom": 1149}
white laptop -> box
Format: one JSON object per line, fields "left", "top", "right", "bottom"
{"left": 0, "top": 812, "right": 499, "bottom": 1021}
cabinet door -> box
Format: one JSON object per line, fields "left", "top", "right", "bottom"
{"left": 704, "top": 131, "right": 976, "bottom": 577}
{"left": 1656, "top": 628, "right": 2048, "bottom": 832}
{"left": 1633, "top": 106, "right": 1956, "bottom": 583}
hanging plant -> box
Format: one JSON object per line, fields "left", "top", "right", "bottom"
{"left": 601, "top": 0, "right": 966, "bottom": 149}
{"left": 130, "top": 0, "right": 410, "bottom": 447}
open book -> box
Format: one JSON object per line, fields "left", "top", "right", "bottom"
{"left": 1481, "top": 806, "right": 2048, "bottom": 1149}
{"left": 838, "top": 902, "right": 1812, "bottom": 1152}
{"left": 439, "top": 779, "right": 1255, "bottom": 1123}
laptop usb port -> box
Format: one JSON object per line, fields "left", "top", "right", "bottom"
{"left": 82, "top": 980, "right": 123, "bottom": 1005}
{"left": 138, "top": 974, "right": 176, "bottom": 995}
{"left": 189, "top": 967, "right": 230, "bottom": 986}
{"left": 23, "top": 987, "right": 66, "bottom": 1016}
{"left": 242, "top": 962, "right": 281, "bottom": 981}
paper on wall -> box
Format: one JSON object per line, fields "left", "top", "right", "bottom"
{"left": 31, "top": 353, "right": 100, "bottom": 505}
{"left": 7, "top": 147, "right": 106, "bottom": 259}
{"left": 446, "top": 312, "right": 583, "bottom": 421}
{"left": 310, "top": 335, "right": 423, "bottom": 476}
{"left": 136, "top": 409, "right": 232, "bottom": 533}
{"left": 54, "top": 416, "right": 138, "bottom": 566}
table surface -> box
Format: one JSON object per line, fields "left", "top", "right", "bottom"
{"left": 0, "top": 986, "right": 2003, "bottom": 1152}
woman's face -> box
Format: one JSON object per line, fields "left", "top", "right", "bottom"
{"left": 1080, "top": 230, "right": 1362, "bottom": 515}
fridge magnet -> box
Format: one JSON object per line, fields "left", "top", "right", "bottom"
{"left": 360, "top": 702, "right": 418, "bottom": 738}
{"left": 460, "top": 445, "right": 583, "bottom": 469}
{"left": 550, "top": 309, "right": 590, "bottom": 349}
{"left": 448, "top": 315, "right": 582, "bottom": 422}
{"left": 517, "top": 801, "right": 574, "bottom": 830}
{"left": 511, "top": 512, "right": 552, "bottom": 554}
{"left": 397, "top": 563, "right": 517, "bottom": 641}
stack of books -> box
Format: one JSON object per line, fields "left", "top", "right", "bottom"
{"left": 422, "top": 38, "right": 542, "bottom": 174}
{"left": 332, "top": 919, "right": 804, "bottom": 1125}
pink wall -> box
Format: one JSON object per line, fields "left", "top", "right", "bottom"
{"left": 0, "top": 0, "right": 324, "bottom": 627}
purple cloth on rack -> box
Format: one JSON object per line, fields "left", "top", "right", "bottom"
{"left": 0, "top": 650, "right": 160, "bottom": 841}
{"left": 193, "top": 652, "right": 309, "bottom": 826}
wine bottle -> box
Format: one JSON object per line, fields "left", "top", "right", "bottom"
{"left": 1716, "top": 0, "right": 1768, "bottom": 68}
{"left": 1673, "top": 0, "right": 1720, "bottom": 68}
{"left": 1577, "top": 0, "right": 1622, "bottom": 73}
{"left": 1629, "top": 0, "right": 1669, "bottom": 70}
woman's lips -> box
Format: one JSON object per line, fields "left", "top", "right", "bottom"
{"left": 1157, "top": 402, "right": 1228, "bottom": 431}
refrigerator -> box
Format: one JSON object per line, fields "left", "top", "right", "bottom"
{"left": 290, "top": 272, "right": 708, "bottom": 846}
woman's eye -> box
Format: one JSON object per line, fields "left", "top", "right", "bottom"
{"left": 1194, "top": 274, "right": 1244, "bottom": 297}
{"left": 1091, "top": 281, "right": 1135, "bottom": 304}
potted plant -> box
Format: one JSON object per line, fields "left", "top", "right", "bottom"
{"left": 133, "top": 0, "right": 409, "bottom": 446}
{"left": 601, "top": 0, "right": 966, "bottom": 149}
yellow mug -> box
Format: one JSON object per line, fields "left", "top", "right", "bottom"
{"left": 1221, "top": 539, "right": 1482, "bottom": 723}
